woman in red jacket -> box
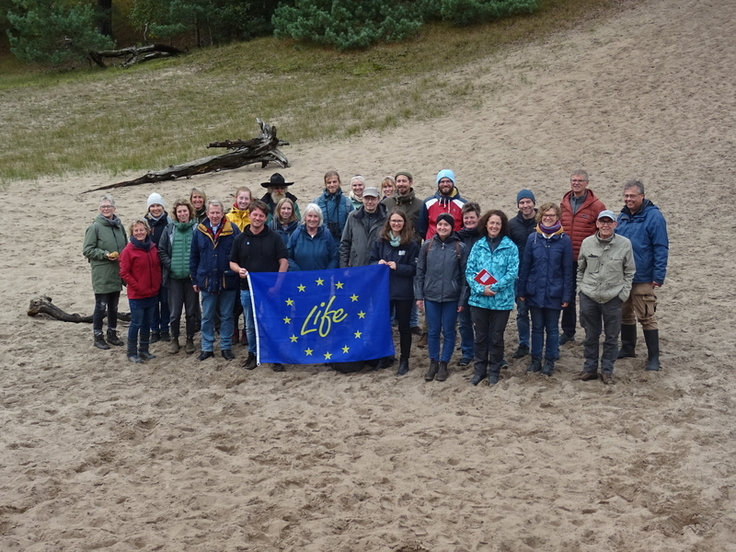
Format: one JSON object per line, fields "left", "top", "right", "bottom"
{"left": 119, "top": 219, "right": 162, "bottom": 363}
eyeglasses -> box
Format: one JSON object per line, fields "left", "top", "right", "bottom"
{"left": 541, "top": 215, "right": 557, "bottom": 220}
{"left": 100, "top": 205, "right": 114, "bottom": 209}
{"left": 623, "top": 194, "right": 642, "bottom": 199}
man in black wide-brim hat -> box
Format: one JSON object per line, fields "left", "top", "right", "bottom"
{"left": 261, "top": 173, "right": 301, "bottom": 223}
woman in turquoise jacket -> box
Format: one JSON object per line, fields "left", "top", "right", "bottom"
{"left": 465, "top": 210, "right": 519, "bottom": 386}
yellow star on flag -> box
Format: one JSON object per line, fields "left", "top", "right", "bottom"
{"left": 350, "top": 294, "right": 359, "bottom": 302}
{"left": 285, "top": 298, "right": 294, "bottom": 306}
{"left": 290, "top": 335, "right": 298, "bottom": 343}
{"left": 358, "top": 311, "right": 366, "bottom": 319}
{"left": 324, "top": 352, "right": 332, "bottom": 360}
{"left": 316, "top": 278, "right": 324, "bottom": 286}
{"left": 297, "top": 284, "right": 306, "bottom": 292}
{"left": 283, "top": 316, "right": 291, "bottom": 324}
{"left": 305, "top": 348, "right": 313, "bottom": 356}
{"left": 354, "top": 331, "right": 362, "bottom": 338}
{"left": 342, "top": 345, "right": 350, "bottom": 354}
{"left": 336, "top": 281, "right": 344, "bottom": 289}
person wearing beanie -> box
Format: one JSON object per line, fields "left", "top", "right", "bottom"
{"left": 417, "top": 169, "right": 468, "bottom": 241}
{"left": 508, "top": 188, "right": 538, "bottom": 359}
{"left": 144, "top": 192, "right": 173, "bottom": 343}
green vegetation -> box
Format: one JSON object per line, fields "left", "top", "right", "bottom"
{"left": 0, "top": 0, "right": 622, "bottom": 183}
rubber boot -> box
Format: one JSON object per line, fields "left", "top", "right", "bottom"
{"left": 416, "top": 333, "right": 428, "bottom": 349}
{"left": 435, "top": 361, "right": 449, "bottom": 382}
{"left": 470, "top": 364, "right": 486, "bottom": 386}
{"left": 424, "top": 359, "right": 438, "bottom": 381}
{"left": 127, "top": 339, "right": 142, "bottom": 363}
{"left": 617, "top": 324, "right": 637, "bottom": 358}
{"left": 397, "top": 357, "right": 409, "bottom": 376}
{"left": 643, "top": 329, "right": 661, "bottom": 371}
{"left": 106, "top": 329, "right": 123, "bottom": 347}
{"left": 94, "top": 333, "right": 110, "bottom": 350}
{"left": 138, "top": 339, "right": 156, "bottom": 361}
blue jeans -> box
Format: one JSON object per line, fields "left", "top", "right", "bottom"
{"left": 515, "top": 280, "right": 530, "bottom": 346}
{"left": 529, "top": 306, "right": 562, "bottom": 361}
{"left": 128, "top": 303, "right": 156, "bottom": 346}
{"left": 425, "top": 300, "right": 459, "bottom": 363}
{"left": 240, "top": 290, "right": 257, "bottom": 355}
{"left": 151, "top": 285, "right": 171, "bottom": 333}
{"left": 579, "top": 293, "right": 622, "bottom": 375}
{"left": 410, "top": 303, "right": 419, "bottom": 328}
{"left": 457, "top": 307, "right": 474, "bottom": 360}
{"left": 200, "top": 289, "right": 237, "bottom": 352}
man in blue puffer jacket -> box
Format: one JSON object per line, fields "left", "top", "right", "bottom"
{"left": 615, "top": 180, "right": 669, "bottom": 371}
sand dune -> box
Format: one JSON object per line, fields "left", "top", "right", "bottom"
{"left": 1, "top": 0, "right": 735, "bottom": 549}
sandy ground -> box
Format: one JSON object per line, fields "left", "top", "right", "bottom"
{"left": 2, "top": 0, "right": 736, "bottom": 550}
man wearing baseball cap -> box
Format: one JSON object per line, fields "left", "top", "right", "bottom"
{"left": 575, "top": 210, "right": 635, "bottom": 384}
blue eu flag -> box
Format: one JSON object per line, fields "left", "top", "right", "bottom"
{"left": 247, "top": 265, "right": 395, "bottom": 365}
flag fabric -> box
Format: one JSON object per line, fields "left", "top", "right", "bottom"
{"left": 248, "top": 265, "right": 395, "bottom": 365}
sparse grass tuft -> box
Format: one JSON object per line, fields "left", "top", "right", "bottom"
{"left": 0, "top": 0, "right": 625, "bottom": 181}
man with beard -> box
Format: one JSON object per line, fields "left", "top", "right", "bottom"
{"left": 261, "top": 173, "right": 300, "bottom": 224}
{"left": 382, "top": 169, "right": 423, "bottom": 241}
{"left": 417, "top": 169, "right": 467, "bottom": 241}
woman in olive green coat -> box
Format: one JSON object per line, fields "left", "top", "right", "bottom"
{"left": 82, "top": 195, "right": 128, "bottom": 350}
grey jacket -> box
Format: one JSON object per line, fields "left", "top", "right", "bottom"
{"left": 414, "top": 233, "right": 468, "bottom": 304}
{"left": 577, "top": 232, "right": 635, "bottom": 304}
{"left": 339, "top": 204, "right": 388, "bottom": 268}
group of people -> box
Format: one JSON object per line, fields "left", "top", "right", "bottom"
{"left": 83, "top": 168, "right": 669, "bottom": 385}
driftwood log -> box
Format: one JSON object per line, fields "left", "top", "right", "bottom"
{"left": 28, "top": 296, "right": 131, "bottom": 323}
{"left": 89, "top": 44, "right": 185, "bottom": 68}
{"left": 84, "top": 119, "right": 290, "bottom": 193}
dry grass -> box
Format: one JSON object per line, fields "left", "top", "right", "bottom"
{"left": 0, "top": 0, "right": 627, "bottom": 183}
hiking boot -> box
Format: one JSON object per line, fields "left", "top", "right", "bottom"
{"left": 541, "top": 359, "right": 555, "bottom": 376}
{"left": 526, "top": 357, "right": 542, "bottom": 373}
{"left": 601, "top": 372, "right": 615, "bottom": 385}
{"left": 575, "top": 371, "right": 598, "bottom": 381}
{"left": 488, "top": 372, "right": 499, "bottom": 385}
{"left": 242, "top": 352, "right": 257, "bottom": 370}
{"left": 221, "top": 349, "right": 235, "bottom": 361}
{"left": 436, "top": 361, "right": 449, "bottom": 382}
{"left": 185, "top": 337, "right": 196, "bottom": 355}
{"left": 160, "top": 331, "right": 171, "bottom": 342}
{"left": 500, "top": 356, "right": 509, "bottom": 370}
{"left": 106, "top": 329, "right": 123, "bottom": 347}
{"left": 512, "top": 344, "right": 530, "bottom": 359}
{"left": 198, "top": 350, "right": 214, "bottom": 361}
{"left": 424, "top": 359, "right": 439, "bottom": 381}
{"left": 169, "top": 338, "right": 180, "bottom": 354}
{"left": 470, "top": 365, "right": 486, "bottom": 386}
{"left": 94, "top": 333, "right": 110, "bottom": 350}
{"left": 150, "top": 331, "right": 160, "bottom": 344}
{"left": 560, "top": 332, "right": 575, "bottom": 345}
{"left": 457, "top": 357, "right": 473, "bottom": 367}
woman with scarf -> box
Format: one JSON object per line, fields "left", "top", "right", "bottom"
{"left": 517, "top": 203, "right": 574, "bottom": 376}
{"left": 83, "top": 194, "right": 128, "bottom": 350}
{"left": 348, "top": 175, "right": 366, "bottom": 209}
{"left": 465, "top": 210, "right": 518, "bottom": 386}
{"left": 119, "top": 219, "right": 162, "bottom": 363}
{"left": 159, "top": 198, "right": 200, "bottom": 355}
{"left": 370, "top": 209, "right": 419, "bottom": 376}
{"left": 144, "top": 192, "right": 173, "bottom": 342}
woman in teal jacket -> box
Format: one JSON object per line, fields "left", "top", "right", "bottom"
{"left": 465, "top": 210, "right": 519, "bottom": 386}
